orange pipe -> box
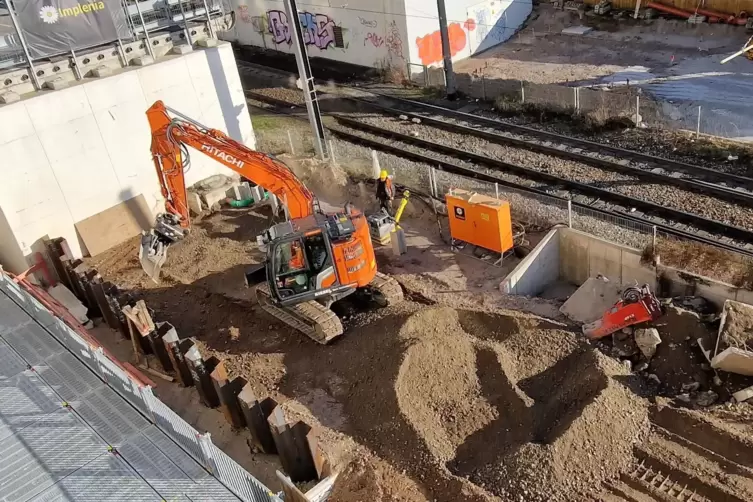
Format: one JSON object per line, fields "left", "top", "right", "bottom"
{"left": 646, "top": 1, "right": 720, "bottom": 22}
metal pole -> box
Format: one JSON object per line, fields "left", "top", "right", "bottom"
{"left": 283, "top": 0, "right": 327, "bottom": 159}
{"left": 567, "top": 200, "right": 572, "bottom": 228}
{"left": 178, "top": 0, "right": 194, "bottom": 46}
{"left": 116, "top": 38, "right": 127, "bottom": 67}
{"left": 287, "top": 130, "right": 296, "bottom": 155}
{"left": 201, "top": 0, "right": 216, "bottom": 39}
{"left": 635, "top": 95, "right": 640, "bottom": 126}
{"left": 70, "top": 49, "right": 82, "bottom": 80}
{"left": 696, "top": 105, "right": 701, "bottom": 138}
{"left": 495, "top": 182, "right": 499, "bottom": 199}
{"left": 328, "top": 139, "right": 337, "bottom": 166}
{"left": 573, "top": 87, "right": 578, "bottom": 112}
{"left": 133, "top": 0, "right": 155, "bottom": 58}
{"left": 5, "top": 3, "right": 41, "bottom": 90}
{"left": 521, "top": 81, "right": 525, "bottom": 103}
{"left": 436, "top": 0, "right": 457, "bottom": 99}
{"left": 652, "top": 225, "right": 657, "bottom": 250}
{"left": 481, "top": 74, "right": 486, "bottom": 100}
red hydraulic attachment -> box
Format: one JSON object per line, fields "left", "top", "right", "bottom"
{"left": 582, "top": 284, "right": 663, "bottom": 339}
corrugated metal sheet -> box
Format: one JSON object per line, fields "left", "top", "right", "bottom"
{"left": 0, "top": 370, "right": 61, "bottom": 442}
{"left": 71, "top": 386, "right": 150, "bottom": 447}
{"left": 208, "top": 444, "right": 279, "bottom": 502}
{"left": 0, "top": 337, "right": 26, "bottom": 379}
{"left": 3, "top": 321, "right": 66, "bottom": 366}
{"left": 143, "top": 392, "right": 206, "bottom": 464}
{"left": 0, "top": 291, "right": 31, "bottom": 335}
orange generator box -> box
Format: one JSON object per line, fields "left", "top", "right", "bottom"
{"left": 445, "top": 189, "right": 514, "bottom": 254}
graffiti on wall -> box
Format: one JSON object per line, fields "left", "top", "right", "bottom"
{"left": 267, "top": 10, "right": 340, "bottom": 50}
{"left": 415, "top": 19, "right": 476, "bottom": 66}
{"left": 358, "top": 16, "right": 377, "bottom": 28}
{"left": 385, "top": 20, "right": 403, "bottom": 59}
{"left": 364, "top": 32, "right": 384, "bottom": 47}
{"left": 238, "top": 5, "right": 251, "bottom": 23}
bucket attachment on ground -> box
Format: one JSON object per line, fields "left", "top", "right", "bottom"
{"left": 582, "top": 284, "right": 663, "bottom": 339}
{"left": 138, "top": 213, "right": 186, "bottom": 283}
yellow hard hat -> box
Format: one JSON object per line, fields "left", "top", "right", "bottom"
{"left": 379, "top": 170, "right": 388, "bottom": 180}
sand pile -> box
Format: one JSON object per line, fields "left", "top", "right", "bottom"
{"left": 393, "top": 307, "right": 649, "bottom": 501}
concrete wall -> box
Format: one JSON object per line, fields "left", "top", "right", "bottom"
{"left": 407, "top": 0, "right": 531, "bottom": 67}
{"left": 500, "top": 227, "right": 559, "bottom": 295}
{"left": 224, "top": 0, "right": 411, "bottom": 70}
{"left": 221, "top": 0, "right": 531, "bottom": 70}
{"left": 0, "top": 42, "right": 254, "bottom": 270}
{"left": 504, "top": 226, "right": 753, "bottom": 309}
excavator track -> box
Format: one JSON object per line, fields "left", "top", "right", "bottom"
{"left": 256, "top": 284, "right": 344, "bottom": 344}
{"left": 367, "top": 272, "right": 404, "bottom": 305}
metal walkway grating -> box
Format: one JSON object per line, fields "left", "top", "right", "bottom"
{"left": 0, "top": 285, "right": 250, "bottom": 502}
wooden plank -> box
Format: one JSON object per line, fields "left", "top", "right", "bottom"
{"left": 74, "top": 195, "right": 154, "bottom": 256}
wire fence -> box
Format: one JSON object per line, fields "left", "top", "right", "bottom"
{"left": 405, "top": 24, "right": 752, "bottom": 141}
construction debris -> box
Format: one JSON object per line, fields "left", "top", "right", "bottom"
{"left": 634, "top": 327, "right": 662, "bottom": 359}
{"left": 733, "top": 385, "right": 753, "bottom": 402}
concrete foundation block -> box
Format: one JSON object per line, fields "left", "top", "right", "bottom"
{"left": 203, "top": 185, "right": 231, "bottom": 208}
{"left": 250, "top": 185, "right": 263, "bottom": 203}
{"left": 226, "top": 185, "right": 242, "bottom": 201}
{"left": 0, "top": 91, "right": 20, "bottom": 104}
{"left": 198, "top": 38, "right": 218, "bottom": 48}
{"left": 132, "top": 55, "right": 154, "bottom": 67}
{"left": 45, "top": 78, "right": 69, "bottom": 91}
{"left": 238, "top": 182, "right": 253, "bottom": 201}
{"left": 48, "top": 284, "right": 88, "bottom": 324}
{"left": 91, "top": 65, "right": 113, "bottom": 78}
{"left": 172, "top": 44, "right": 193, "bottom": 55}
{"left": 187, "top": 191, "right": 203, "bottom": 215}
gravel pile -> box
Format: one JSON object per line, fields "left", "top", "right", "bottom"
{"left": 392, "top": 307, "right": 649, "bottom": 502}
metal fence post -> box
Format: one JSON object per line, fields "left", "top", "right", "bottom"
{"left": 5, "top": 3, "right": 41, "bottom": 90}
{"left": 696, "top": 105, "right": 702, "bottom": 138}
{"left": 133, "top": 0, "right": 155, "bottom": 58}
{"left": 635, "top": 95, "right": 640, "bottom": 126}
{"left": 573, "top": 87, "right": 578, "bottom": 112}
{"left": 328, "top": 139, "right": 337, "bottom": 166}
{"left": 568, "top": 200, "right": 573, "bottom": 228}
{"left": 481, "top": 74, "right": 486, "bottom": 100}
{"left": 652, "top": 225, "right": 657, "bottom": 250}
{"left": 495, "top": 182, "right": 499, "bottom": 199}
{"left": 201, "top": 0, "right": 216, "bottom": 39}
{"left": 287, "top": 130, "right": 295, "bottom": 155}
{"left": 423, "top": 65, "right": 428, "bottom": 87}
{"left": 521, "top": 81, "right": 525, "bottom": 103}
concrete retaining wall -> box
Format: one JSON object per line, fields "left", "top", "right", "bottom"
{"left": 500, "top": 227, "right": 559, "bottom": 295}
{"left": 501, "top": 226, "right": 753, "bottom": 308}
{"left": 0, "top": 42, "right": 254, "bottom": 271}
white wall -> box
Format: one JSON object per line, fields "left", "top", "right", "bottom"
{"left": 400, "top": 0, "right": 531, "bottom": 67}
{"left": 500, "top": 227, "right": 560, "bottom": 296}
{"left": 0, "top": 41, "right": 254, "bottom": 266}
{"left": 224, "top": 0, "right": 411, "bottom": 70}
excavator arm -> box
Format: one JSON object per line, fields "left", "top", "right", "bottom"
{"left": 140, "top": 100, "right": 316, "bottom": 281}
{"left": 146, "top": 100, "right": 315, "bottom": 224}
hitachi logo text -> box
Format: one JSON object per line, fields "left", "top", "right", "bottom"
{"left": 201, "top": 144, "right": 244, "bottom": 168}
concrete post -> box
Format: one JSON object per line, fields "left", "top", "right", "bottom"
{"left": 652, "top": 225, "right": 657, "bottom": 250}
{"left": 568, "top": 200, "right": 573, "bottom": 228}
{"left": 371, "top": 150, "right": 381, "bottom": 179}
{"left": 436, "top": 0, "right": 457, "bottom": 99}
{"left": 328, "top": 139, "right": 337, "bottom": 166}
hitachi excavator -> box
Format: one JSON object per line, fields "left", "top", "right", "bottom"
{"left": 139, "top": 101, "right": 403, "bottom": 343}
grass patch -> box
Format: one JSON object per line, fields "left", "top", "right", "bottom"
{"left": 251, "top": 113, "right": 301, "bottom": 132}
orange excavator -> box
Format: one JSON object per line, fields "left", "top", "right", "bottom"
{"left": 139, "top": 101, "right": 402, "bottom": 343}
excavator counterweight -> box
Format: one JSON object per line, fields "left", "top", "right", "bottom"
{"left": 140, "top": 101, "right": 402, "bottom": 343}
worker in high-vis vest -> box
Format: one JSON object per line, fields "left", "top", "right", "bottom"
{"left": 376, "top": 169, "right": 395, "bottom": 214}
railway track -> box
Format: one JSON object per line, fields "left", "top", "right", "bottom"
{"left": 247, "top": 90, "right": 753, "bottom": 257}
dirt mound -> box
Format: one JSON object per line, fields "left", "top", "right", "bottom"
{"left": 393, "top": 307, "right": 649, "bottom": 501}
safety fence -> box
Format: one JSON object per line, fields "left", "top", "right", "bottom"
{"left": 27, "top": 236, "right": 335, "bottom": 501}
{"left": 404, "top": 24, "right": 751, "bottom": 141}
{"left": 253, "top": 122, "right": 753, "bottom": 287}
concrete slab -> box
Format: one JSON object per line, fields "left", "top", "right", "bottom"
{"left": 74, "top": 195, "right": 154, "bottom": 256}
{"left": 45, "top": 78, "right": 69, "bottom": 90}
{"left": 198, "top": 38, "right": 218, "bottom": 48}
{"left": 131, "top": 55, "right": 154, "bottom": 66}
{"left": 711, "top": 347, "right": 753, "bottom": 376}
{"left": 48, "top": 284, "right": 89, "bottom": 324}
{"left": 172, "top": 45, "right": 193, "bottom": 55}
{"left": 186, "top": 191, "right": 203, "bottom": 215}
{"left": 560, "top": 276, "right": 621, "bottom": 323}
{"left": 0, "top": 91, "right": 20, "bottom": 104}
{"left": 562, "top": 26, "right": 593, "bottom": 35}
{"left": 91, "top": 65, "right": 113, "bottom": 78}
{"left": 733, "top": 385, "right": 753, "bottom": 402}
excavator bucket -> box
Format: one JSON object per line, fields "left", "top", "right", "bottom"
{"left": 138, "top": 213, "right": 186, "bottom": 283}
